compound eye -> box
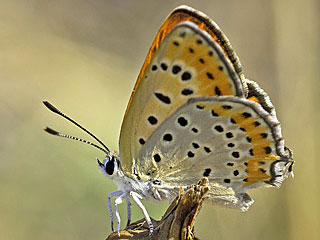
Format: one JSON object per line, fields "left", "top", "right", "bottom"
{"left": 105, "top": 157, "right": 114, "bottom": 175}
{"left": 105, "top": 159, "right": 114, "bottom": 175}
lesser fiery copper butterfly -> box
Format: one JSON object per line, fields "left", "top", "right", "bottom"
{"left": 44, "top": 5, "right": 294, "bottom": 236}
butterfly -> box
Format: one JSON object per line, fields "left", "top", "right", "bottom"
{"left": 44, "top": 5, "right": 294, "bottom": 236}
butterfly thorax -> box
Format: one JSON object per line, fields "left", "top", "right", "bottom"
{"left": 100, "top": 154, "right": 178, "bottom": 202}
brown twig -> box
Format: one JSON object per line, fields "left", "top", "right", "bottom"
{"left": 106, "top": 178, "right": 209, "bottom": 240}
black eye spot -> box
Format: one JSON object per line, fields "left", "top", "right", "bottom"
{"left": 160, "top": 63, "right": 168, "bottom": 71}
{"left": 230, "top": 118, "right": 236, "bottom": 124}
{"left": 232, "top": 151, "right": 240, "bottom": 158}
{"left": 214, "top": 125, "right": 224, "bottom": 132}
{"left": 139, "top": 138, "right": 145, "bottom": 145}
{"left": 172, "top": 65, "right": 182, "bottom": 74}
{"left": 191, "top": 127, "right": 198, "bottom": 133}
{"left": 181, "top": 71, "right": 192, "bottom": 81}
{"left": 192, "top": 142, "right": 200, "bottom": 149}
{"left": 204, "top": 146, "right": 211, "bottom": 153}
{"left": 196, "top": 39, "right": 202, "bottom": 44}
{"left": 218, "top": 66, "right": 223, "bottom": 71}
{"left": 154, "top": 92, "right": 171, "bottom": 104}
{"left": 264, "top": 146, "right": 272, "bottom": 154}
{"left": 206, "top": 72, "right": 214, "bottom": 80}
{"left": 211, "top": 109, "right": 219, "bottom": 116}
{"left": 259, "top": 161, "right": 265, "bottom": 165}
{"left": 147, "top": 116, "right": 158, "bottom": 125}
{"left": 189, "top": 48, "right": 194, "bottom": 53}
{"left": 242, "top": 112, "right": 252, "bottom": 118}
{"left": 215, "top": 86, "right": 221, "bottom": 96}
{"left": 227, "top": 162, "right": 234, "bottom": 166}
{"left": 163, "top": 133, "right": 173, "bottom": 142}
{"left": 181, "top": 88, "right": 194, "bottom": 96}
{"left": 105, "top": 159, "right": 114, "bottom": 175}
{"left": 233, "top": 170, "right": 239, "bottom": 176}
{"left": 227, "top": 143, "right": 235, "bottom": 148}
{"left": 208, "top": 51, "right": 213, "bottom": 56}
{"left": 196, "top": 105, "right": 204, "bottom": 109}
{"left": 177, "top": 116, "right": 188, "bottom": 127}
{"left": 240, "top": 127, "right": 246, "bottom": 132}
{"left": 226, "top": 132, "right": 233, "bottom": 138}
{"left": 151, "top": 65, "right": 157, "bottom": 71}
{"left": 224, "top": 179, "right": 231, "bottom": 183}
{"left": 187, "top": 151, "right": 195, "bottom": 158}
{"left": 153, "top": 154, "right": 161, "bottom": 162}
{"left": 244, "top": 162, "right": 248, "bottom": 166}
{"left": 243, "top": 178, "right": 248, "bottom": 182}
{"left": 222, "top": 105, "right": 232, "bottom": 109}
{"left": 173, "top": 41, "right": 179, "bottom": 46}
{"left": 261, "top": 133, "right": 268, "bottom": 138}
{"left": 203, "top": 168, "right": 211, "bottom": 177}
{"left": 246, "top": 137, "right": 252, "bottom": 143}
{"left": 199, "top": 58, "right": 205, "bottom": 64}
{"left": 254, "top": 121, "right": 261, "bottom": 126}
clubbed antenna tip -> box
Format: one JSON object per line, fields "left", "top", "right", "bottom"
{"left": 44, "top": 127, "right": 59, "bottom": 135}
{"left": 43, "top": 100, "right": 110, "bottom": 153}
{"left": 43, "top": 101, "right": 60, "bottom": 114}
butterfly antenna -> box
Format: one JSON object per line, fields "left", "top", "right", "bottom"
{"left": 44, "top": 127, "right": 109, "bottom": 155}
{"left": 43, "top": 101, "right": 110, "bottom": 153}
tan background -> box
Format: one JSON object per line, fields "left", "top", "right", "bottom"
{"left": 0, "top": 0, "right": 318, "bottom": 239}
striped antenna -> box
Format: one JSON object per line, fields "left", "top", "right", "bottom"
{"left": 43, "top": 101, "right": 110, "bottom": 153}
{"left": 44, "top": 127, "right": 109, "bottom": 155}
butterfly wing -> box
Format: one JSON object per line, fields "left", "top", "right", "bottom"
{"left": 119, "top": 22, "right": 245, "bottom": 175}
{"left": 133, "top": 5, "right": 278, "bottom": 117}
{"left": 136, "top": 96, "right": 293, "bottom": 209}
{"left": 132, "top": 5, "right": 245, "bottom": 91}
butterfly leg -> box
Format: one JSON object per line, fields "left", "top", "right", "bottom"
{"left": 126, "top": 197, "right": 132, "bottom": 227}
{"left": 114, "top": 192, "right": 129, "bottom": 236}
{"left": 130, "top": 191, "right": 154, "bottom": 235}
{"left": 108, "top": 190, "right": 123, "bottom": 232}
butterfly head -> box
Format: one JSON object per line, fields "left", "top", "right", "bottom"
{"left": 97, "top": 154, "right": 120, "bottom": 179}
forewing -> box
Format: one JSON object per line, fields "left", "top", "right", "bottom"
{"left": 119, "top": 23, "right": 245, "bottom": 174}
{"left": 132, "top": 5, "right": 245, "bottom": 89}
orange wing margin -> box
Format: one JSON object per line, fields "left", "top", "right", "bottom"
{"left": 125, "top": 5, "right": 244, "bottom": 116}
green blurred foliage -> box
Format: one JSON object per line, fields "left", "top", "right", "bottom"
{"left": 0, "top": 0, "right": 319, "bottom": 239}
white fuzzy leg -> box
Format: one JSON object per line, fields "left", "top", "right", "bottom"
{"left": 114, "top": 193, "right": 128, "bottom": 236}
{"left": 108, "top": 190, "right": 123, "bottom": 232}
{"left": 126, "top": 198, "right": 132, "bottom": 227}
{"left": 130, "top": 191, "right": 154, "bottom": 235}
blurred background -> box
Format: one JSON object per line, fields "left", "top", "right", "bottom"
{"left": 0, "top": 0, "right": 319, "bottom": 239}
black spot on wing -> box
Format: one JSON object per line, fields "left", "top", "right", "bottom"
{"left": 181, "top": 71, "right": 192, "bottom": 81}
{"left": 147, "top": 116, "right": 158, "bottom": 125}
{"left": 154, "top": 92, "right": 171, "bottom": 104}
{"left": 177, "top": 117, "right": 188, "bottom": 127}
{"left": 172, "top": 65, "right": 181, "bottom": 74}
{"left": 163, "top": 133, "right": 173, "bottom": 142}
{"left": 160, "top": 63, "right": 168, "bottom": 71}
{"left": 203, "top": 168, "right": 211, "bottom": 177}
{"left": 181, "top": 88, "right": 194, "bottom": 96}
{"left": 153, "top": 154, "right": 161, "bottom": 162}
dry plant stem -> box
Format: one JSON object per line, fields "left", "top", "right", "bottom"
{"left": 106, "top": 178, "right": 209, "bottom": 240}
